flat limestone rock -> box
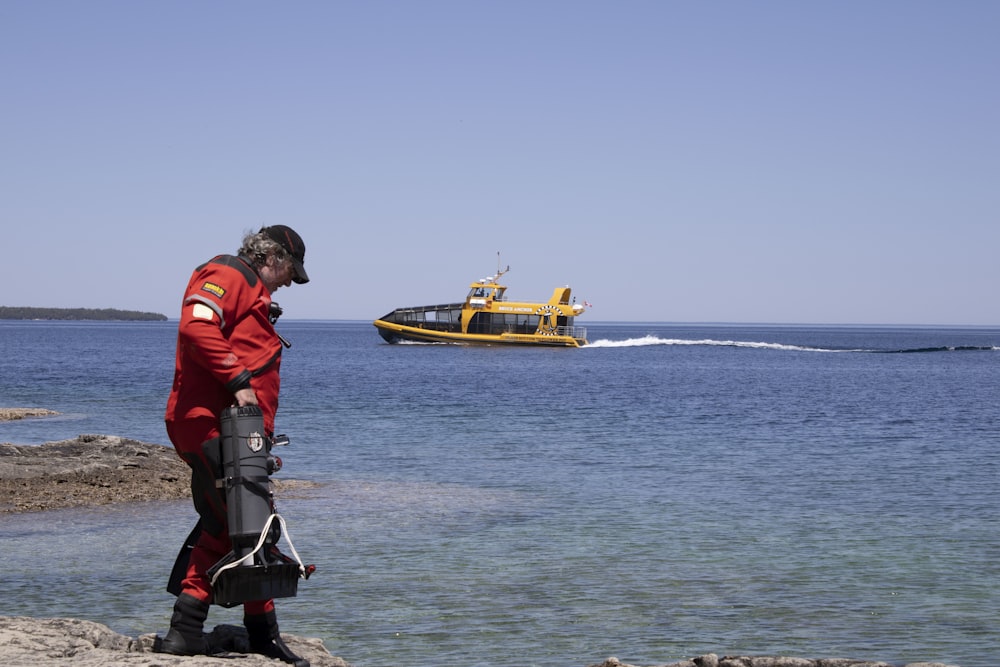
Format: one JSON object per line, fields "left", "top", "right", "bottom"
{"left": 0, "top": 435, "right": 191, "bottom": 512}
{"left": 0, "top": 616, "right": 350, "bottom": 666}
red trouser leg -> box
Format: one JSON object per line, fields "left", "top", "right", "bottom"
{"left": 166, "top": 416, "right": 275, "bottom": 615}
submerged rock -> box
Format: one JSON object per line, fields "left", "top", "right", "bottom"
{"left": 0, "top": 408, "right": 58, "bottom": 421}
{"left": 0, "top": 619, "right": 966, "bottom": 667}
{"left": 587, "top": 654, "right": 961, "bottom": 667}
{"left": 0, "top": 419, "right": 967, "bottom": 667}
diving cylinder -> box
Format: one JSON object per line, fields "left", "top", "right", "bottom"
{"left": 219, "top": 405, "right": 279, "bottom": 559}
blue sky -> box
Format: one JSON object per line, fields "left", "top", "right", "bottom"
{"left": 3, "top": 1, "right": 998, "bottom": 324}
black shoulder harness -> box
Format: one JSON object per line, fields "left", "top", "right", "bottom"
{"left": 196, "top": 254, "right": 259, "bottom": 287}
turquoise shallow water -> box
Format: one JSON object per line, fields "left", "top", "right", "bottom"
{"left": 1, "top": 320, "right": 998, "bottom": 666}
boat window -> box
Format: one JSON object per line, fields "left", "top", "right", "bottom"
{"left": 468, "top": 312, "right": 545, "bottom": 335}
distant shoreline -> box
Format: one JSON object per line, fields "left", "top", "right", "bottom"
{"left": 0, "top": 306, "right": 167, "bottom": 321}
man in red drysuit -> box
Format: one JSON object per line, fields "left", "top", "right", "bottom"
{"left": 161, "top": 225, "right": 310, "bottom": 666}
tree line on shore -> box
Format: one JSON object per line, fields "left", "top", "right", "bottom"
{"left": 0, "top": 306, "right": 167, "bottom": 321}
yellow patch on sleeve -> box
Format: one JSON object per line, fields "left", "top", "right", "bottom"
{"left": 200, "top": 282, "right": 226, "bottom": 298}
{"left": 191, "top": 303, "right": 216, "bottom": 321}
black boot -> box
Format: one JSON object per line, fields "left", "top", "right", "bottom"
{"left": 244, "top": 610, "right": 310, "bottom": 667}
{"left": 161, "top": 593, "right": 210, "bottom": 655}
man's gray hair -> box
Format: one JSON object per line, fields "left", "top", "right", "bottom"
{"left": 239, "top": 230, "right": 293, "bottom": 272}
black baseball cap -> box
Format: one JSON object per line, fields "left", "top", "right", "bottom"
{"left": 262, "top": 225, "right": 309, "bottom": 284}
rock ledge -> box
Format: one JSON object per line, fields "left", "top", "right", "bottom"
{"left": 0, "top": 432, "right": 314, "bottom": 513}
{"left": 0, "top": 434, "right": 191, "bottom": 512}
{"left": 0, "top": 615, "right": 348, "bottom": 666}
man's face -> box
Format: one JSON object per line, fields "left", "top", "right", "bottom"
{"left": 260, "top": 255, "right": 294, "bottom": 293}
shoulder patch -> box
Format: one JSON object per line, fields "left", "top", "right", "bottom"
{"left": 201, "top": 282, "right": 226, "bottom": 298}
{"left": 191, "top": 303, "right": 216, "bottom": 321}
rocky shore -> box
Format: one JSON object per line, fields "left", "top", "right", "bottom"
{"left": 0, "top": 409, "right": 963, "bottom": 667}
{"left": 0, "top": 616, "right": 347, "bottom": 667}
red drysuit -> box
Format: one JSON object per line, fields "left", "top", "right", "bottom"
{"left": 165, "top": 253, "right": 283, "bottom": 613}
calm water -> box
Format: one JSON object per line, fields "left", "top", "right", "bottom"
{"left": 1, "top": 320, "right": 998, "bottom": 667}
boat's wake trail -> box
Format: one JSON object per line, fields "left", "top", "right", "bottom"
{"left": 584, "top": 336, "right": 843, "bottom": 352}
{"left": 584, "top": 336, "right": 1000, "bottom": 353}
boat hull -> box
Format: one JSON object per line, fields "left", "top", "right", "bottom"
{"left": 373, "top": 319, "right": 586, "bottom": 347}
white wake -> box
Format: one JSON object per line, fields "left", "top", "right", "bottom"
{"left": 584, "top": 335, "right": 844, "bottom": 352}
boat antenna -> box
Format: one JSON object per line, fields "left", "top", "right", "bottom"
{"left": 495, "top": 251, "right": 509, "bottom": 280}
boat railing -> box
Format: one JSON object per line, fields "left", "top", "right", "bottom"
{"left": 557, "top": 325, "right": 587, "bottom": 340}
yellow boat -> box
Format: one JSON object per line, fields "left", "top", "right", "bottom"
{"left": 373, "top": 266, "right": 588, "bottom": 347}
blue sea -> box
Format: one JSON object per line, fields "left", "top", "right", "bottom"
{"left": 1, "top": 320, "right": 997, "bottom": 667}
